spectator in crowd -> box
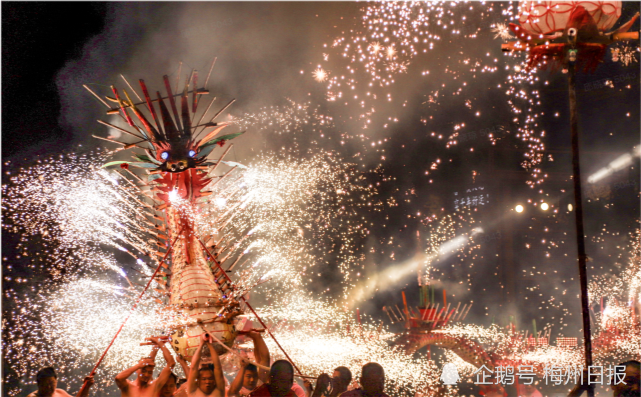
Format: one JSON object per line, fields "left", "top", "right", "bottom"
{"left": 612, "top": 360, "right": 640, "bottom": 397}
{"left": 289, "top": 381, "right": 306, "bottom": 397}
{"left": 308, "top": 374, "right": 331, "bottom": 397}
{"left": 248, "top": 360, "right": 297, "bottom": 397}
{"left": 339, "top": 363, "right": 388, "bottom": 397}
{"left": 331, "top": 367, "right": 352, "bottom": 397}
{"left": 305, "top": 367, "right": 352, "bottom": 397}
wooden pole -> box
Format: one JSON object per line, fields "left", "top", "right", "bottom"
{"left": 568, "top": 61, "right": 595, "bottom": 397}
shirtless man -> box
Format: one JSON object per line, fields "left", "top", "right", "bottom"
{"left": 229, "top": 362, "right": 260, "bottom": 397}
{"left": 27, "top": 367, "right": 94, "bottom": 397}
{"left": 187, "top": 334, "right": 225, "bottom": 397}
{"left": 115, "top": 337, "right": 176, "bottom": 397}
{"left": 228, "top": 330, "right": 271, "bottom": 397}
{"left": 173, "top": 355, "right": 191, "bottom": 397}
{"left": 158, "top": 373, "right": 178, "bottom": 397}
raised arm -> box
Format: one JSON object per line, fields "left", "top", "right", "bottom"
{"left": 245, "top": 330, "right": 270, "bottom": 383}
{"left": 150, "top": 337, "right": 176, "bottom": 371}
{"left": 228, "top": 358, "right": 251, "bottom": 397}
{"left": 149, "top": 344, "right": 160, "bottom": 361}
{"left": 115, "top": 359, "right": 151, "bottom": 391}
{"left": 188, "top": 336, "right": 207, "bottom": 395}
{"left": 74, "top": 375, "right": 94, "bottom": 397}
{"left": 176, "top": 353, "right": 190, "bottom": 377}
{"left": 206, "top": 335, "right": 226, "bottom": 395}
{"left": 148, "top": 337, "right": 176, "bottom": 391}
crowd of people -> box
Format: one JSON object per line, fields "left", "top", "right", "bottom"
{"left": 27, "top": 329, "right": 639, "bottom": 397}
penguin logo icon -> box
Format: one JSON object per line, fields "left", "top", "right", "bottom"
{"left": 440, "top": 363, "right": 460, "bottom": 385}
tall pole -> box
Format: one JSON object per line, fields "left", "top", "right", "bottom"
{"left": 568, "top": 61, "right": 595, "bottom": 397}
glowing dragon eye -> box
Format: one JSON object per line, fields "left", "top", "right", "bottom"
{"left": 188, "top": 150, "right": 196, "bottom": 158}
{"left": 161, "top": 152, "right": 169, "bottom": 160}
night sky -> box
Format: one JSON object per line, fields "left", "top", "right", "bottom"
{"left": 2, "top": 2, "right": 640, "bottom": 396}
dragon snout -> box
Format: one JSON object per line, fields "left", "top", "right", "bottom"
{"left": 167, "top": 160, "right": 188, "bottom": 172}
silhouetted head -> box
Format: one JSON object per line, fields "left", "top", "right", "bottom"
{"left": 332, "top": 366, "right": 352, "bottom": 394}
{"left": 269, "top": 360, "right": 294, "bottom": 397}
{"left": 612, "top": 360, "right": 640, "bottom": 397}
{"left": 36, "top": 367, "right": 57, "bottom": 397}
{"left": 360, "top": 363, "right": 385, "bottom": 395}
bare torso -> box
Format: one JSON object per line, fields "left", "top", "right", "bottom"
{"left": 27, "top": 389, "right": 73, "bottom": 397}
{"left": 188, "top": 387, "right": 224, "bottom": 397}
{"left": 120, "top": 379, "right": 162, "bottom": 397}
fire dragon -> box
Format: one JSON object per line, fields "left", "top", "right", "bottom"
{"left": 90, "top": 63, "right": 247, "bottom": 360}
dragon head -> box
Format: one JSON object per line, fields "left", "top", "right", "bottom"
{"left": 155, "top": 140, "right": 200, "bottom": 173}
{"left": 99, "top": 73, "right": 243, "bottom": 176}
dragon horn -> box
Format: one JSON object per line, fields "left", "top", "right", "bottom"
{"left": 156, "top": 91, "right": 180, "bottom": 142}
{"left": 181, "top": 76, "right": 191, "bottom": 136}
{"left": 163, "top": 75, "right": 183, "bottom": 138}
{"left": 123, "top": 89, "right": 161, "bottom": 143}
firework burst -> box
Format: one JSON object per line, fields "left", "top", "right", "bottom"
{"left": 313, "top": 68, "right": 328, "bottom": 83}
{"left": 491, "top": 23, "right": 514, "bottom": 40}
